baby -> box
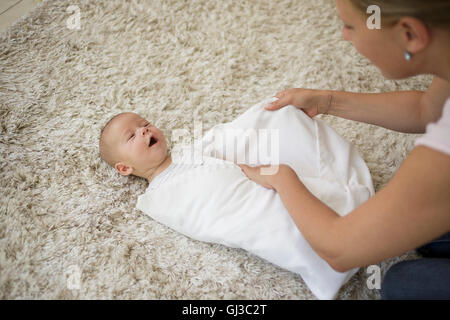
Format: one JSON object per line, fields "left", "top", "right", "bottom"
{"left": 98, "top": 98, "right": 374, "bottom": 299}
{"left": 99, "top": 112, "right": 173, "bottom": 182}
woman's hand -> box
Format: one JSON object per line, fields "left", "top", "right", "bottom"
{"left": 265, "top": 88, "right": 332, "bottom": 118}
{"left": 237, "top": 163, "right": 293, "bottom": 190}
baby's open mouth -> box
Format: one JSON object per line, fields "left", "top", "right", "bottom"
{"left": 149, "top": 136, "right": 158, "bottom": 147}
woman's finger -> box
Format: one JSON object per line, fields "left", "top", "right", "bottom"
{"left": 274, "top": 90, "right": 287, "bottom": 99}
{"left": 237, "top": 164, "right": 248, "bottom": 172}
{"left": 265, "top": 95, "right": 287, "bottom": 110}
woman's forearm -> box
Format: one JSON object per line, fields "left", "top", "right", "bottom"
{"left": 319, "top": 90, "right": 426, "bottom": 133}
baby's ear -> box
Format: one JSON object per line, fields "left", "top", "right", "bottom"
{"left": 114, "top": 162, "right": 134, "bottom": 176}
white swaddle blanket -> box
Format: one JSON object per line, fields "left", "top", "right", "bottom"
{"left": 136, "top": 98, "right": 375, "bottom": 299}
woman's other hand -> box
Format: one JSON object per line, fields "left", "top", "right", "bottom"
{"left": 237, "top": 163, "right": 294, "bottom": 190}
{"left": 265, "top": 88, "right": 332, "bottom": 118}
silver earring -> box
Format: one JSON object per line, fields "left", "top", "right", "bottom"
{"left": 404, "top": 51, "right": 411, "bottom": 61}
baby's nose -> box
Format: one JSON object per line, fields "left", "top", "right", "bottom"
{"left": 141, "top": 126, "right": 150, "bottom": 135}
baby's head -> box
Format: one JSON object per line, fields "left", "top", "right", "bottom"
{"left": 99, "top": 112, "right": 169, "bottom": 180}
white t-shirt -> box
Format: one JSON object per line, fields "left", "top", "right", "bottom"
{"left": 415, "top": 98, "right": 450, "bottom": 155}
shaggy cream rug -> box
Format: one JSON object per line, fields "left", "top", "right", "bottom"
{"left": 0, "top": 0, "right": 432, "bottom": 299}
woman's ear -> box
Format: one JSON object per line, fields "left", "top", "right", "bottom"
{"left": 396, "top": 16, "right": 431, "bottom": 54}
{"left": 114, "top": 162, "right": 134, "bottom": 176}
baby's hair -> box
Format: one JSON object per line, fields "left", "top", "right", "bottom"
{"left": 99, "top": 112, "right": 131, "bottom": 167}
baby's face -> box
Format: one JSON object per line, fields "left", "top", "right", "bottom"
{"left": 107, "top": 112, "right": 168, "bottom": 176}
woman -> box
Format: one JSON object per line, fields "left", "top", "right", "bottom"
{"left": 238, "top": 0, "right": 450, "bottom": 299}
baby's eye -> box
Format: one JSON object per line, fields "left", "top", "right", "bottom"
{"left": 129, "top": 133, "right": 135, "bottom": 140}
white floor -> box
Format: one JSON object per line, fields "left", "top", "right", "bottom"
{"left": 0, "top": 0, "right": 41, "bottom": 33}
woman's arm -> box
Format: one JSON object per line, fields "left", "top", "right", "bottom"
{"left": 322, "top": 90, "right": 425, "bottom": 133}
{"left": 268, "top": 77, "right": 450, "bottom": 134}
{"left": 268, "top": 146, "right": 450, "bottom": 272}
{"left": 323, "top": 77, "right": 450, "bottom": 133}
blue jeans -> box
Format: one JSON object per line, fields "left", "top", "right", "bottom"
{"left": 381, "top": 232, "right": 450, "bottom": 300}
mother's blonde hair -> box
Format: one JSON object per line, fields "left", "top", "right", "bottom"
{"left": 349, "top": 0, "right": 450, "bottom": 29}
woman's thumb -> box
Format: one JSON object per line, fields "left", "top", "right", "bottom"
{"left": 264, "top": 97, "right": 283, "bottom": 110}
